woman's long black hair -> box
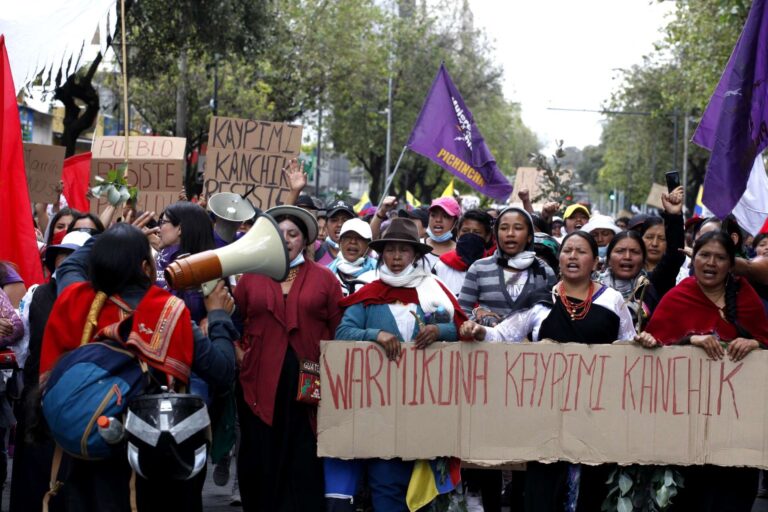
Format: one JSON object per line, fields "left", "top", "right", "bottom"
{"left": 89, "top": 224, "right": 154, "bottom": 296}
{"left": 161, "top": 201, "right": 215, "bottom": 255}
{"left": 45, "top": 207, "right": 79, "bottom": 245}
{"left": 67, "top": 212, "right": 105, "bottom": 234}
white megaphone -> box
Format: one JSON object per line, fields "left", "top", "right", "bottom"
{"left": 164, "top": 213, "right": 288, "bottom": 295}
{"left": 208, "top": 192, "right": 257, "bottom": 244}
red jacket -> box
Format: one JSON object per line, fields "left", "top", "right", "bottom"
{"left": 235, "top": 260, "right": 343, "bottom": 429}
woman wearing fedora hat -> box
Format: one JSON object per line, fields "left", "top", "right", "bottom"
{"left": 325, "top": 217, "right": 468, "bottom": 512}
{"left": 234, "top": 205, "right": 343, "bottom": 512}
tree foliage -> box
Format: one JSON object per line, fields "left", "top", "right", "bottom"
{"left": 102, "top": 0, "right": 538, "bottom": 201}
{"left": 597, "top": 0, "right": 751, "bottom": 210}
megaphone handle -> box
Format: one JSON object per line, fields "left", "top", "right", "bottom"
{"left": 201, "top": 279, "right": 237, "bottom": 315}
{"left": 201, "top": 279, "right": 219, "bottom": 297}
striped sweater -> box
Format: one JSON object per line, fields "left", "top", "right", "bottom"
{"left": 458, "top": 254, "right": 556, "bottom": 320}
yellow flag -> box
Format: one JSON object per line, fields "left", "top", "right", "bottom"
{"left": 406, "top": 190, "right": 421, "bottom": 207}
{"left": 440, "top": 178, "right": 454, "bottom": 198}
{"left": 353, "top": 191, "right": 371, "bottom": 213}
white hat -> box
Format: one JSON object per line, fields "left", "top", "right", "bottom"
{"left": 581, "top": 214, "right": 621, "bottom": 235}
{"left": 340, "top": 218, "right": 372, "bottom": 240}
{"left": 61, "top": 231, "right": 92, "bottom": 246}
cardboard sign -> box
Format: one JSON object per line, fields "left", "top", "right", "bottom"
{"left": 90, "top": 136, "right": 186, "bottom": 213}
{"left": 204, "top": 117, "right": 302, "bottom": 210}
{"left": 646, "top": 183, "right": 667, "bottom": 209}
{"left": 319, "top": 341, "right": 768, "bottom": 468}
{"left": 23, "top": 143, "right": 65, "bottom": 203}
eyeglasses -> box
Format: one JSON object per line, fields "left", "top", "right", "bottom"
{"left": 158, "top": 219, "right": 171, "bottom": 227}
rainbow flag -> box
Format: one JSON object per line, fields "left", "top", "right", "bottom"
{"left": 406, "top": 458, "right": 461, "bottom": 511}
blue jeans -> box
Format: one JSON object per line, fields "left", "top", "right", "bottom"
{"left": 325, "top": 458, "right": 415, "bottom": 512}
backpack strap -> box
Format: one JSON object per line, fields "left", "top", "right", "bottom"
{"left": 42, "top": 444, "right": 64, "bottom": 512}
{"left": 129, "top": 469, "right": 138, "bottom": 512}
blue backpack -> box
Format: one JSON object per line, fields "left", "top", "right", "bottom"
{"left": 42, "top": 340, "right": 150, "bottom": 460}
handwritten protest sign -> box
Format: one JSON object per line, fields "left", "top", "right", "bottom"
{"left": 319, "top": 341, "right": 768, "bottom": 468}
{"left": 204, "top": 117, "right": 302, "bottom": 209}
{"left": 90, "top": 136, "right": 186, "bottom": 214}
{"left": 23, "top": 143, "right": 65, "bottom": 203}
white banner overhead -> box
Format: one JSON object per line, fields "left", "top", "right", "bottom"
{"left": 0, "top": 0, "right": 116, "bottom": 92}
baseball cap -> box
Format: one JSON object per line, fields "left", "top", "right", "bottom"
{"left": 326, "top": 200, "right": 355, "bottom": 219}
{"left": 563, "top": 204, "right": 590, "bottom": 220}
{"left": 429, "top": 197, "right": 461, "bottom": 218}
{"left": 44, "top": 231, "right": 91, "bottom": 272}
{"left": 339, "top": 218, "right": 373, "bottom": 240}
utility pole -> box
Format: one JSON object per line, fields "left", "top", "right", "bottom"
{"left": 211, "top": 54, "right": 219, "bottom": 116}
{"left": 315, "top": 108, "right": 322, "bottom": 195}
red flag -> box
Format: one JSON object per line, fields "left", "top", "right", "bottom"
{"left": 62, "top": 151, "right": 92, "bottom": 211}
{"left": 0, "top": 35, "right": 44, "bottom": 286}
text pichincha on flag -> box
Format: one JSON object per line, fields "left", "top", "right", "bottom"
{"left": 436, "top": 148, "right": 485, "bottom": 186}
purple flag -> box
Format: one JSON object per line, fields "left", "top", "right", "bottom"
{"left": 691, "top": 0, "right": 768, "bottom": 219}
{"left": 407, "top": 64, "right": 512, "bottom": 202}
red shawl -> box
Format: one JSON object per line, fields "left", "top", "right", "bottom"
{"left": 41, "top": 282, "right": 194, "bottom": 385}
{"left": 645, "top": 276, "right": 768, "bottom": 345}
{"left": 439, "top": 250, "right": 469, "bottom": 271}
{"left": 339, "top": 278, "right": 470, "bottom": 338}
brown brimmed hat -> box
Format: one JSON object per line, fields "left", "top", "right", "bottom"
{"left": 368, "top": 217, "right": 433, "bottom": 255}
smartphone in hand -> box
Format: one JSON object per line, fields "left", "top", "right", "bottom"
{"left": 665, "top": 171, "right": 681, "bottom": 193}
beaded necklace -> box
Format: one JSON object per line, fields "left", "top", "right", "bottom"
{"left": 558, "top": 281, "right": 595, "bottom": 321}
{"left": 284, "top": 266, "right": 301, "bottom": 283}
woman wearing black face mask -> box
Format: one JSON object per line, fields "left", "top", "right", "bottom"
{"left": 433, "top": 210, "right": 493, "bottom": 296}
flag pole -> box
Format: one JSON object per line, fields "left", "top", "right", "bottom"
{"left": 379, "top": 145, "right": 407, "bottom": 205}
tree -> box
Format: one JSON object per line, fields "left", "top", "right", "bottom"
{"left": 99, "top": 0, "right": 537, "bottom": 202}
{"left": 597, "top": 0, "right": 751, "bottom": 211}
{"left": 121, "top": 0, "right": 270, "bottom": 138}
{"left": 576, "top": 144, "right": 604, "bottom": 187}
{"left": 529, "top": 140, "right": 575, "bottom": 204}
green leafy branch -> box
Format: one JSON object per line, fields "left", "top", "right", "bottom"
{"left": 91, "top": 163, "right": 138, "bottom": 206}
{"left": 602, "top": 466, "right": 684, "bottom": 512}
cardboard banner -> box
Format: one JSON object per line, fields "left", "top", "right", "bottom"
{"left": 319, "top": 341, "right": 768, "bottom": 468}
{"left": 23, "top": 143, "right": 65, "bottom": 203}
{"left": 646, "top": 183, "right": 667, "bottom": 209}
{"left": 204, "top": 117, "right": 302, "bottom": 210}
{"left": 90, "top": 136, "right": 187, "bottom": 214}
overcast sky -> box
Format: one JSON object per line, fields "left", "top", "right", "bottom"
{"left": 469, "top": 0, "right": 674, "bottom": 151}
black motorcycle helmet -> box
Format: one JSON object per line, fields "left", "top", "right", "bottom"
{"left": 124, "top": 392, "right": 211, "bottom": 481}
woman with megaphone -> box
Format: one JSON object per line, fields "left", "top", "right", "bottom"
{"left": 234, "top": 205, "right": 343, "bottom": 512}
